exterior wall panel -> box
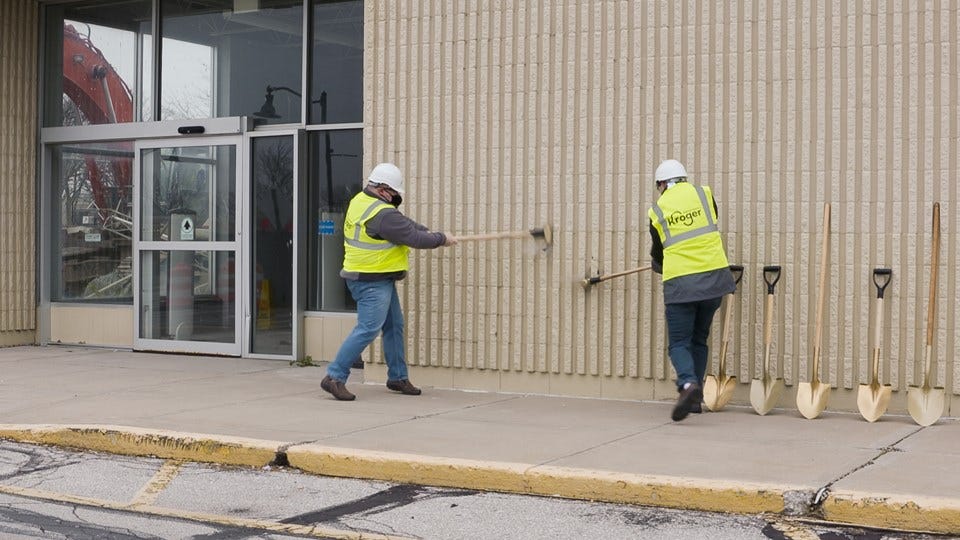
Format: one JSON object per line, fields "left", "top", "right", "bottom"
{"left": 0, "top": 0, "right": 38, "bottom": 343}
{"left": 361, "top": 1, "right": 959, "bottom": 413}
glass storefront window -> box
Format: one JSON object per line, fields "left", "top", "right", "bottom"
{"left": 310, "top": 0, "right": 363, "bottom": 124}
{"left": 161, "top": 0, "right": 303, "bottom": 124}
{"left": 51, "top": 141, "right": 135, "bottom": 302}
{"left": 42, "top": 2, "right": 365, "bottom": 320}
{"left": 306, "top": 129, "right": 362, "bottom": 311}
{"left": 43, "top": 1, "right": 153, "bottom": 126}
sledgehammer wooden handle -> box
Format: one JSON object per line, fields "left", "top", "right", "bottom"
{"left": 455, "top": 231, "right": 535, "bottom": 241}
{"left": 455, "top": 226, "right": 552, "bottom": 244}
{"left": 582, "top": 265, "right": 652, "bottom": 287}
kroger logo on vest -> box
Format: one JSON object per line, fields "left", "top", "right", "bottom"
{"left": 667, "top": 208, "right": 703, "bottom": 228}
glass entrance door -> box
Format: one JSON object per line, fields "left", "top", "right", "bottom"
{"left": 247, "top": 132, "right": 300, "bottom": 359}
{"left": 134, "top": 137, "right": 241, "bottom": 355}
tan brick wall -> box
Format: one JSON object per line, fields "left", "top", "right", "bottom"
{"left": 0, "top": 0, "right": 38, "bottom": 343}
{"left": 366, "top": 1, "right": 960, "bottom": 411}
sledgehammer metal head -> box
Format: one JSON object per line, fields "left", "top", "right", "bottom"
{"left": 529, "top": 225, "right": 553, "bottom": 246}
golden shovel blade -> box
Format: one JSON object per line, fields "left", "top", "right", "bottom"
{"left": 856, "top": 383, "right": 892, "bottom": 422}
{"left": 703, "top": 374, "right": 737, "bottom": 411}
{"left": 796, "top": 380, "right": 831, "bottom": 420}
{"left": 907, "top": 386, "right": 945, "bottom": 427}
{"left": 749, "top": 377, "right": 784, "bottom": 416}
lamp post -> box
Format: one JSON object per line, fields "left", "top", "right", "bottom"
{"left": 253, "top": 86, "right": 333, "bottom": 204}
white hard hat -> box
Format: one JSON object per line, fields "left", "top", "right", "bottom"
{"left": 654, "top": 159, "right": 688, "bottom": 183}
{"left": 368, "top": 162, "right": 404, "bottom": 194}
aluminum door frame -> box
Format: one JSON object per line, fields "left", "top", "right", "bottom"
{"left": 242, "top": 129, "right": 304, "bottom": 361}
{"left": 133, "top": 135, "right": 244, "bottom": 356}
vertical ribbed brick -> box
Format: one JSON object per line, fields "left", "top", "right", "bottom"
{"left": 0, "top": 0, "right": 38, "bottom": 334}
{"left": 364, "top": 1, "right": 960, "bottom": 407}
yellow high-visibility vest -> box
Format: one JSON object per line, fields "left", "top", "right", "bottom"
{"left": 342, "top": 192, "right": 410, "bottom": 273}
{"left": 648, "top": 183, "right": 730, "bottom": 281}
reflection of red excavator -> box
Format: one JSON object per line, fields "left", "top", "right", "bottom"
{"left": 62, "top": 24, "right": 134, "bottom": 219}
{"left": 61, "top": 24, "right": 136, "bottom": 297}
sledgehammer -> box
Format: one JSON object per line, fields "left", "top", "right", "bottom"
{"left": 581, "top": 265, "right": 652, "bottom": 288}
{"left": 455, "top": 225, "right": 553, "bottom": 247}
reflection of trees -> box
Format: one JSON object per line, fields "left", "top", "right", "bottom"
{"left": 161, "top": 85, "right": 212, "bottom": 120}
{"left": 256, "top": 141, "right": 293, "bottom": 231}
{"left": 59, "top": 97, "right": 89, "bottom": 225}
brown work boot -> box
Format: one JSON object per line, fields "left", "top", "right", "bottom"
{"left": 672, "top": 383, "right": 702, "bottom": 422}
{"left": 386, "top": 379, "right": 421, "bottom": 395}
{"left": 321, "top": 375, "right": 355, "bottom": 401}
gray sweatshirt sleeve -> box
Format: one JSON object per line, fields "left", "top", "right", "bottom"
{"left": 365, "top": 208, "right": 447, "bottom": 249}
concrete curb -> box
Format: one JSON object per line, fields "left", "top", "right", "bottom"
{"left": 822, "top": 490, "right": 960, "bottom": 536}
{"left": 0, "top": 424, "right": 788, "bottom": 514}
{"left": 285, "top": 443, "right": 788, "bottom": 514}
{"left": 3, "top": 424, "right": 959, "bottom": 535}
{"left": 0, "top": 424, "right": 280, "bottom": 468}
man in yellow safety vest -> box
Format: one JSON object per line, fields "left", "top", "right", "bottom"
{"left": 648, "top": 159, "right": 736, "bottom": 421}
{"left": 321, "top": 163, "right": 457, "bottom": 401}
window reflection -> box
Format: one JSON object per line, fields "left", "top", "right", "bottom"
{"left": 51, "top": 142, "right": 134, "bottom": 301}
{"left": 43, "top": 1, "right": 152, "bottom": 126}
{"left": 160, "top": 0, "right": 303, "bottom": 123}
{"left": 310, "top": 0, "right": 363, "bottom": 124}
{"left": 307, "top": 130, "right": 362, "bottom": 311}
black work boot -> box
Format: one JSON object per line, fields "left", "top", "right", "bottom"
{"left": 386, "top": 379, "right": 422, "bottom": 395}
{"left": 672, "top": 383, "right": 703, "bottom": 421}
{"left": 321, "top": 375, "right": 356, "bottom": 401}
{"left": 678, "top": 387, "right": 703, "bottom": 414}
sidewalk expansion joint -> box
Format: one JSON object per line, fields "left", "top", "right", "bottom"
{"left": 535, "top": 421, "right": 671, "bottom": 468}
{"left": 804, "top": 425, "right": 924, "bottom": 518}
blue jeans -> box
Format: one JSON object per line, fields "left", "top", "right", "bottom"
{"left": 665, "top": 296, "right": 723, "bottom": 390}
{"left": 326, "top": 279, "right": 408, "bottom": 382}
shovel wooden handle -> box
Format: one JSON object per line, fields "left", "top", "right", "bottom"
{"left": 762, "top": 290, "right": 776, "bottom": 377}
{"left": 925, "top": 203, "right": 940, "bottom": 348}
{"left": 922, "top": 203, "right": 940, "bottom": 384}
{"left": 717, "top": 265, "right": 744, "bottom": 372}
{"left": 811, "top": 203, "right": 831, "bottom": 379}
{"left": 871, "top": 268, "right": 892, "bottom": 385}
{"left": 717, "top": 295, "right": 735, "bottom": 374}
{"left": 760, "top": 265, "right": 781, "bottom": 379}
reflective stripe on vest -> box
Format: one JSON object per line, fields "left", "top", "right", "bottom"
{"left": 342, "top": 192, "right": 410, "bottom": 273}
{"left": 650, "top": 185, "right": 718, "bottom": 248}
{"left": 648, "top": 183, "right": 730, "bottom": 282}
{"left": 345, "top": 198, "right": 395, "bottom": 251}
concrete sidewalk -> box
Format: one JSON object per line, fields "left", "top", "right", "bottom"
{"left": 0, "top": 345, "right": 957, "bottom": 535}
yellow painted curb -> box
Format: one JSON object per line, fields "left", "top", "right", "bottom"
{"left": 286, "top": 444, "right": 788, "bottom": 513}
{"left": 526, "top": 466, "right": 785, "bottom": 514}
{"left": 822, "top": 491, "right": 960, "bottom": 535}
{"left": 0, "top": 424, "right": 280, "bottom": 468}
{"left": 287, "top": 445, "right": 530, "bottom": 493}
{"left": 0, "top": 425, "right": 805, "bottom": 519}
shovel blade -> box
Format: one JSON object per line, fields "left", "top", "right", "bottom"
{"left": 907, "top": 386, "right": 945, "bottom": 427}
{"left": 856, "top": 383, "right": 892, "bottom": 422}
{"left": 796, "top": 381, "right": 831, "bottom": 420}
{"left": 749, "top": 378, "right": 784, "bottom": 416}
{"left": 703, "top": 375, "right": 737, "bottom": 411}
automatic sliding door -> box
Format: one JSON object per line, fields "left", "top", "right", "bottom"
{"left": 135, "top": 139, "right": 241, "bottom": 355}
